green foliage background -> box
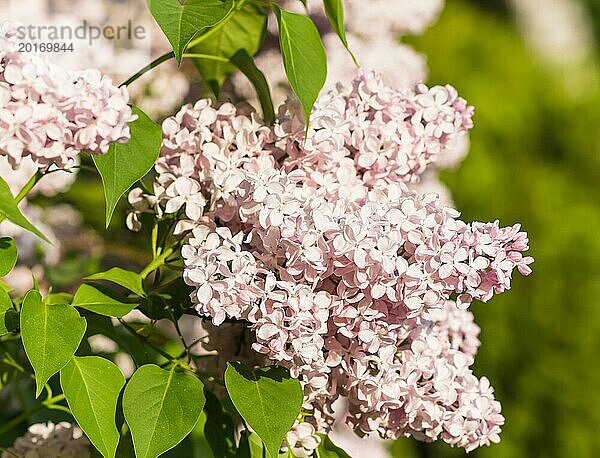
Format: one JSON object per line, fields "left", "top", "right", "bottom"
{"left": 393, "top": 1, "right": 600, "bottom": 457}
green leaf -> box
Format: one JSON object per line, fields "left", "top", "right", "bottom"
{"left": 322, "top": 0, "right": 357, "bottom": 65}
{"left": 0, "top": 289, "right": 17, "bottom": 336}
{"left": 204, "top": 391, "right": 236, "bottom": 458}
{"left": 147, "top": 0, "right": 234, "bottom": 64}
{"left": 123, "top": 365, "right": 206, "bottom": 458}
{"left": 225, "top": 363, "right": 303, "bottom": 458}
{"left": 0, "top": 237, "right": 17, "bottom": 277}
{"left": 60, "top": 356, "right": 126, "bottom": 458}
{"left": 72, "top": 284, "right": 138, "bottom": 318}
{"left": 93, "top": 105, "right": 162, "bottom": 228}
{"left": 0, "top": 177, "right": 49, "bottom": 243}
{"left": 315, "top": 435, "right": 351, "bottom": 458}
{"left": 191, "top": 3, "right": 267, "bottom": 95}
{"left": 272, "top": 6, "right": 327, "bottom": 125}
{"left": 20, "top": 290, "right": 87, "bottom": 397}
{"left": 85, "top": 268, "right": 145, "bottom": 297}
{"left": 231, "top": 50, "right": 276, "bottom": 125}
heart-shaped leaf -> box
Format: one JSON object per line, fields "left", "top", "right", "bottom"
{"left": 93, "top": 105, "right": 162, "bottom": 228}
{"left": 60, "top": 356, "right": 126, "bottom": 458}
{"left": 123, "top": 365, "right": 206, "bottom": 458}
{"left": 85, "top": 267, "right": 145, "bottom": 297}
{"left": 225, "top": 363, "right": 303, "bottom": 458}
{"left": 72, "top": 284, "right": 138, "bottom": 318}
{"left": 0, "top": 237, "right": 17, "bottom": 277}
{"left": 272, "top": 6, "right": 327, "bottom": 126}
{"left": 20, "top": 290, "right": 87, "bottom": 396}
{"left": 0, "top": 177, "right": 49, "bottom": 243}
{"left": 147, "top": 0, "right": 234, "bottom": 64}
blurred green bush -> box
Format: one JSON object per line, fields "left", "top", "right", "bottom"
{"left": 391, "top": 1, "right": 600, "bottom": 457}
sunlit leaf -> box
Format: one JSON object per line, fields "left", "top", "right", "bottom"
{"left": 21, "top": 290, "right": 86, "bottom": 397}
{"left": 123, "top": 365, "right": 205, "bottom": 458}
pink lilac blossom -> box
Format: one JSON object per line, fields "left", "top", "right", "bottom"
{"left": 134, "top": 99, "right": 279, "bottom": 233}
{"left": 279, "top": 71, "right": 474, "bottom": 186}
{"left": 328, "top": 398, "right": 393, "bottom": 458}
{"left": 130, "top": 71, "right": 532, "bottom": 452}
{"left": 3, "top": 0, "right": 189, "bottom": 115}
{"left": 0, "top": 22, "right": 135, "bottom": 170}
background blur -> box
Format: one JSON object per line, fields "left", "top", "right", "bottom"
{"left": 392, "top": 1, "right": 600, "bottom": 457}
{"left": 1, "top": 0, "right": 599, "bottom": 457}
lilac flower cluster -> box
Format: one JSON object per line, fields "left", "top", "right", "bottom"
{"left": 129, "top": 71, "right": 533, "bottom": 452}
{"left": 0, "top": 22, "right": 135, "bottom": 170}
{"left": 279, "top": 71, "right": 474, "bottom": 186}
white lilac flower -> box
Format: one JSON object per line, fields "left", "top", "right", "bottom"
{"left": 0, "top": 22, "right": 135, "bottom": 171}
{"left": 132, "top": 70, "right": 531, "bottom": 452}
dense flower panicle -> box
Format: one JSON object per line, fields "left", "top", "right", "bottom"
{"left": 2, "top": 422, "right": 90, "bottom": 458}
{"left": 279, "top": 71, "right": 474, "bottom": 187}
{"left": 233, "top": 168, "right": 531, "bottom": 312}
{"left": 130, "top": 70, "right": 532, "bottom": 452}
{"left": 322, "top": 301, "right": 503, "bottom": 452}
{"left": 145, "top": 99, "right": 281, "bottom": 233}
{"left": 0, "top": 22, "right": 135, "bottom": 170}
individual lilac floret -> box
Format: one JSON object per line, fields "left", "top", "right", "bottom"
{"left": 0, "top": 22, "right": 135, "bottom": 170}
